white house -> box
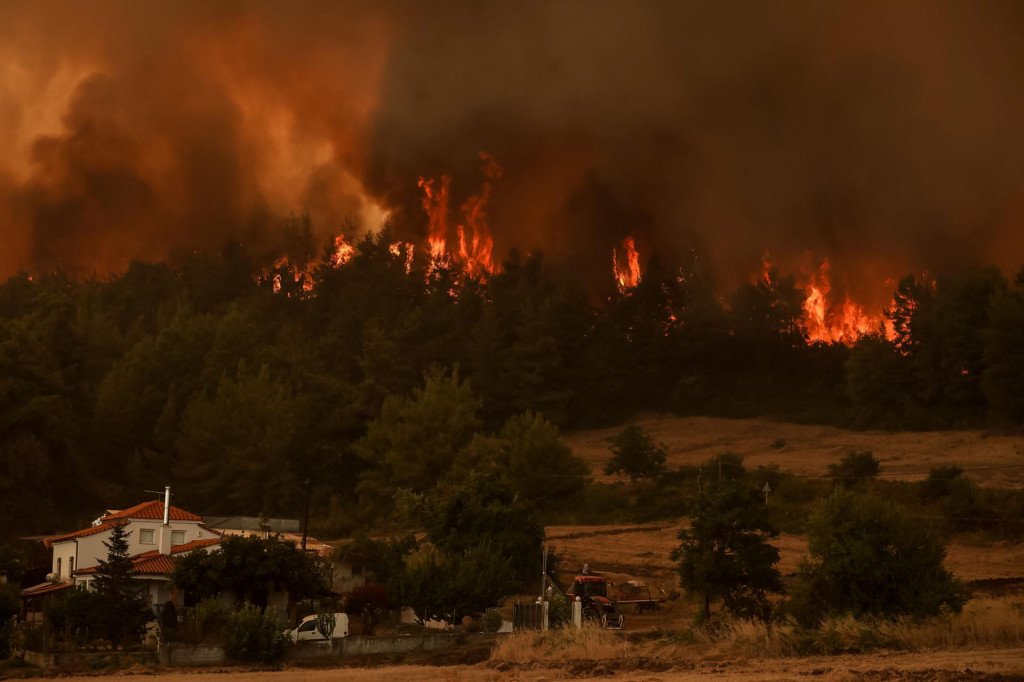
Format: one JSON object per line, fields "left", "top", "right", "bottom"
{"left": 36, "top": 488, "right": 221, "bottom": 613}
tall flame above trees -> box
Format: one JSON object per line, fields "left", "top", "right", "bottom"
{"left": 756, "top": 256, "right": 895, "bottom": 346}
{"left": 613, "top": 236, "right": 642, "bottom": 292}
{"left": 417, "top": 152, "right": 503, "bottom": 278}
{"left": 801, "top": 259, "right": 894, "bottom": 345}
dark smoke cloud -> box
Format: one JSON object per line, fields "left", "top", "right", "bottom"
{"left": 3, "top": 0, "right": 1024, "bottom": 300}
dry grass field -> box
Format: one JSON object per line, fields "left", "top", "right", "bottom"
{"left": 549, "top": 413, "right": 1024, "bottom": 634}
{"left": 565, "top": 414, "right": 1024, "bottom": 488}
{"left": 546, "top": 521, "right": 1024, "bottom": 587}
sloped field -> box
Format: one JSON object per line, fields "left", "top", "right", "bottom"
{"left": 566, "top": 414, "right": 1024, "bottom": 488}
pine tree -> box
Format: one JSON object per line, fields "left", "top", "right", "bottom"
{"left": 605, "top": 424, "right": 667, "bottom": 480}
{"left": 92, "top": 524, "right": 148, "bottom": 648}
{"left": 671, "top": 483, "right": 784, "bottom": 620}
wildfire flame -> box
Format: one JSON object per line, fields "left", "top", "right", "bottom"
{"left": 801, "top": 260, "right": 895, "bottom": 344}
{"left": 330, "top": 235, "right": 355, "bottom": 267}
{"left": 416, "top": 152, "right": 502, "bottom": 278}
{"left": 613, "top": 236, "right": 642, "bottom": 292}
{"left": 389, "top": 241, "right": 415, "bottom": 273}
{"left": 417, "top": 175, "right": 451, "bottom": 262}
{"left": 756, "top": 256, "right": 894, "bottom": 345}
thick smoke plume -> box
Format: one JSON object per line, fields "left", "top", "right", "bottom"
{"left": 3, "top": 0, "right": 1024, "bottom": 300}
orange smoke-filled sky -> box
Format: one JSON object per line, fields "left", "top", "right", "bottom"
{"left": 2, "top": 0, "right": 1024, "bottom": 300}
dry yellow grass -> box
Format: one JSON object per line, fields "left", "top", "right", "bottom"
{"left": 546, "top": 522, "right": 1024, "bottom": 589}
{"left": 566, "top": 413, "right": 1024, "bottom": 488}
{"left": 491, "top": 597, "right": 1024, "bottom": 666}
{"left": 546, "top": 521, "right": 680, "bottom": 584}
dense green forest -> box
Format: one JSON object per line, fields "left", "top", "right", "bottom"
{"left": 1, "top": 225, "right": 1022, "bottom": 540}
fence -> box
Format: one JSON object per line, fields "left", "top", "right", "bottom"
{"left": 512, "top": 601, "right": 548, "bottom": 631}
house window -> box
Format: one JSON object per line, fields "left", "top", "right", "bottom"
{"left": 56, "top": 558, "right": 62, "bottom": 577}
{"left": 171, "top": 530, "right": 186, "bottom": 546}
{"left": 69, "top": 557, "right": 74, "bottom": 575}
{"left": 140, "top": 529, "right": 155, "bottom": 544}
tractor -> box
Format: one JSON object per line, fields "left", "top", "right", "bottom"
{"left": 564, "top": 573, "right": 624, "bottom": 629}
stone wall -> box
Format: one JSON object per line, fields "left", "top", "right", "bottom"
{"left": 22, "top": 650, "right": 157, "bottom": 669}
{"left": 158, "top": 633, "right": 463, "bottom": 666}
{"left": 158, "top": 643, "right": 227, "bottom": 666}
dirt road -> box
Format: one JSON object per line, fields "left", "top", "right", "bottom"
{"left": 52, "top": 646, "right": 1024, "bottom": 681}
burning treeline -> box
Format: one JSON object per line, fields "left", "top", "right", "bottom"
{"left": 266, "top": 152, "right": 899, "bottom": 346}
{"left": 0, "top": 205, "right": 1022, "bottom": 537}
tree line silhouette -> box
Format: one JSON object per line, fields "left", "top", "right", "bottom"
{"left": 1, "top": 225, "right": 1022, "bottom": 539}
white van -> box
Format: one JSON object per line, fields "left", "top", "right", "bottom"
{"left": 286, "top": 613, "right": 349, "bottom": 643}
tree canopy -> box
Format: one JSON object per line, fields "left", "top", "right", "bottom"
{"left": 605, "top": 424, "right": 667, "bottom": 480}
{"left": 790, "top": 488, "right": 966, "bottom": 624}
{"left": 173, "top": 535, "right": 330, "bottom": 606}
{"left": 1, "top": 232, "right": 1022, "bottom": 540}
{"left": 671, "top": 482, "right": 784, "bottom": 620}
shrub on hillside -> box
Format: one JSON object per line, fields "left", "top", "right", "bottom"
{"left": 789, "top": 488, "right": 966, "bottom": 625}
{"left": 827, "top": 451, "right": 880, "bottom": 487}
{"left": 605, "top": 424, "right": 667, "bottom": 480}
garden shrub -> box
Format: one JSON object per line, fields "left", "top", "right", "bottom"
{"left": 223, "top": 604, "right": 287, "bottom": 664}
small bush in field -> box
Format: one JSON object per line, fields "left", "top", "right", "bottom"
{"left": 223, "top": 604, "right": 287, "bottom": 664}
{"left": 827, "top": 451, "right": 880, "bottom": 487}
{"left": 482, "top": 608, "right": 504, "bottom": 633}
{"left": 547, "top": 591, "right": 571, "bottom": 628}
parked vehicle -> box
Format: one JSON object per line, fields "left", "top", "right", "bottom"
{"left": 285, "top": 613, "right": 349, "bottom": 643}
{"left": 565, "top": 574, "right": 624, "bottom": 629}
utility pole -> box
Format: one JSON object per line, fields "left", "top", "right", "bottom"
{"left": 540, "top": 546, "right": 548, "bottom": 600}
{"left": 301, "top": 477, "right": 311, "bottom": 551}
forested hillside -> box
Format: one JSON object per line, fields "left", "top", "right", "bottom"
{"left": 1, "top": 228, "right": 1022, "bottom": 539}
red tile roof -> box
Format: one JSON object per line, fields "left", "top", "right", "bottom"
{"left": 102, "top": 501, "right": 202, "bottom": 522}
{"left": 45, "top": 502, "right": 203, "bottom": 547}
{"left": 21, "top": 581, "right": 74, "bottom": 598}
{"left": 133, "top": 554, "right": 176, "bottom": 575}
{"left": 44, "top": 521, "right": 125, "bottom": 547}
{"left": 74, "top": 538, "right": 221, "bottom": 577}
{"left": 171, "top": 537, "right": 221, "bottom": 554}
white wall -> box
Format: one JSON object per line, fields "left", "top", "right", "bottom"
{"left": 120, "top": 520, "right": 218, "bottom": 561}
{"left": 51, "top": 542, "right": 76, "bottom": 578}
{"left": 54, "top": 519, "right": 220, "bottom": 576}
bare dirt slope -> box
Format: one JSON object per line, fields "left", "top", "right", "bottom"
{"left": 566, "top": 414, "right": 1024, "bottom": 488}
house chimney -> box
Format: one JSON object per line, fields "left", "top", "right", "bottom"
{"left": 158, "top": 485, "right": 172, "bottom": 555}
